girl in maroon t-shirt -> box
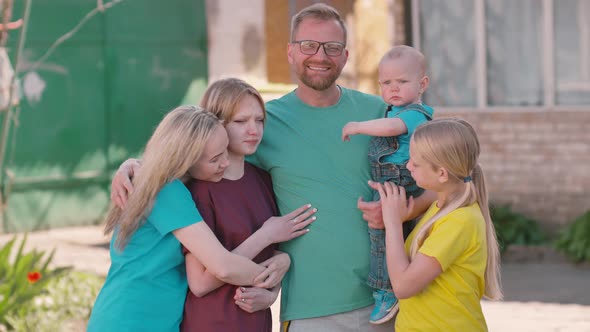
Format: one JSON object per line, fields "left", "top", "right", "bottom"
{"left": 181, "top": 78, "right": 317, "bottom": 332}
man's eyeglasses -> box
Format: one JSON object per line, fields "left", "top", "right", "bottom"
{"left": 291, "top": 40, "right": 346, "bottom": 57}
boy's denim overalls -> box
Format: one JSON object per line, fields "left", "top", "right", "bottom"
{"left": 367, "top": 104, "right": 432, "bottom": 291}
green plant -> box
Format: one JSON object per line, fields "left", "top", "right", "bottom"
{"left": 555, "top": 210, "right": 590, "bottom": 263}
{"left": 490, "top": 204, "right": 546, "bottom": 252}
{"left": 3, "top": 271, "right": 104, "bottom": 332}
{"left": 0, "top": 234, "right": 71, "bottom": 328}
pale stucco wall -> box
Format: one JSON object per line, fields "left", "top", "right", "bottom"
{"left": 206, "top": 0, "right": 267, "bottom": 84}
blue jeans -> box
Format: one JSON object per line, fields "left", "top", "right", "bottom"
{"left": 367, "top": 217, "right": 419, "bottom": 290}
{"left": 367, "top": 139, "right": 424, "bottom": 291}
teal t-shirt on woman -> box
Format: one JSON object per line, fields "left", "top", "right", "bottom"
{"left": 87, "top": 180, "right": 203, "bottom": 332}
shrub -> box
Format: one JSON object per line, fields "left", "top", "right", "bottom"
{"left": 555, "top": 210, "right": 590, "bottom": 263}
{"left": 490, "top": 204, "right": 546, "bottom": 253}
{"left": 0, "top": 234, "right": 71, "bottom": 329}
{"left": 3, "top": 271, "right": 104, "bottom": 332}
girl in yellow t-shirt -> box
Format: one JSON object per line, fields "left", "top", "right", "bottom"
{"left": 370, "top": 118, "right": 502, "bottom": 331}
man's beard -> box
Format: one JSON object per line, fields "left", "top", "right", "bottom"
{"left": 297, "top": 61, "right": 343, "bottom": 91}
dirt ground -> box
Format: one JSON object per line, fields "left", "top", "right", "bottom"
{"left": 2, "top": 226, "right": 590, "bottom": 332}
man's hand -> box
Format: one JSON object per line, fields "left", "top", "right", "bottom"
{"left": 111, "top": 159, "right": 141, "bottom": 208}
{"left": 357, "top": 196, "right": 384, "bottom": 229}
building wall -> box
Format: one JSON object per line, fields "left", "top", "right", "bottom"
{"left": 206, "top": 0, "right": 267, "bottom": 82}
{"left": 445, "top": 110, "right": 590, "bottom": 235}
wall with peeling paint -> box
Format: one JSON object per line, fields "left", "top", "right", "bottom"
{"left": 206, "top": 0, "right": 267, "bottom": 84}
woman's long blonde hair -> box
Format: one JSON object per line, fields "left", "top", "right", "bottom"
{"left": 409, "top": 118, "right": 502, "bottom": 300}
{"left": 104, "top": 106, "right": 222, "bottom": 250}
{"left": 199, "top": 78, "right": 266, "bottom": 123}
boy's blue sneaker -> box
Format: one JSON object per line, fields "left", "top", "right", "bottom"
{"left": 369, "top": 289, "right": 399, "bottom": 324}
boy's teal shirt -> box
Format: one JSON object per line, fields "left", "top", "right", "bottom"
{"left": 384, "top": 104, "right": 435, "bottom": 164}
{"left": 248, "top": 87, "right": 386, "bottom": 321}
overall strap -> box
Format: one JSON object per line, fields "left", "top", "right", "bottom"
{"left": 384, "top": 104, "right": 394, "bottom": 118}
{"left": 393, "top": 103, "right": 433, "bottom": 121}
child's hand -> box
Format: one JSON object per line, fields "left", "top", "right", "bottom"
{"left": 342, "top": 122, "right": 359, "bottom": 142}
{"left": 234, "top": 287, "right": 278, "bottom": 313}
{"left": 252, "top": 253, "right": 290, "bottom": 289}
{"left": 260, "top": 204, "right": 316, "bottom": 244}
{"left": 369, "top": 181, "right": 414, "bottom": 228}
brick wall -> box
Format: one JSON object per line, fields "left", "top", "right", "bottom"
{"left": 443, "top": 110, "right": 590, "bottom": 236}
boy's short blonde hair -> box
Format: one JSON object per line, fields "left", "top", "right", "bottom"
{"left": 380, "top": 45, "right": 426, "bottom": 76}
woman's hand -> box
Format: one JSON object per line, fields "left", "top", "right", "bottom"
{"left": 252, "top": 252, "right": 290, "bottom": 289}
{"left": 259, "top": 204, "right": 317, "bottom": 244}
{"left": 369, "top": 181, "right": 414, "bottom": 229}
{"left": 234, "top": 286, "right": 279, "bottom": 313}
{"left": 111, "top": 158, "right": 141, "bottom": 208}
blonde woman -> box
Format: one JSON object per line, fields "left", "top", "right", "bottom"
{"left": 87, "top": 107, "right": 284, "bottom": 332}
{"left": 372, "top": 118, "right": 502, "bottom": 331}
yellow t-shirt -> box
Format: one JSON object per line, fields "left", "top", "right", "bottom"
{"left": 395, "top": 202, "right": 488, "bottom": 332}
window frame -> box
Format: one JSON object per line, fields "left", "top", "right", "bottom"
{"left": 411, "top": 0, "right": 589, "bottom": 112}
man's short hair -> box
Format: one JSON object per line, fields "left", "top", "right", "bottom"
{"left": 290, "top": 3, "right": 347, "bottom": 44}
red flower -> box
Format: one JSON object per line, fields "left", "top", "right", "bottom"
{"left": 27, "top": 271, "right": 41, "bottom": 284}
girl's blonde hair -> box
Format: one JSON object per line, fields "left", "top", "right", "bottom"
{"left": 199, "top": 78, "right": 266, "bottom": 123}
{"left": 409, "top": 118, "right": 502, "bottom": 300}
{"left": 104, "top": 106, "right": 222, "bottom": 250}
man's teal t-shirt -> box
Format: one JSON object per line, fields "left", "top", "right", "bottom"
{"left": 249, "top": 87, "right": 385, "bottom": 321}
{"left": 87, "top": 179, "right": 202, "bottom": 332}
{"left": 383, "top": 104, "right": 435, "bottom": 164}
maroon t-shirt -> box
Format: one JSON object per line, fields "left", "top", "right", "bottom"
{"left": 181, "top": 162, "right": 278, "bottom": 332}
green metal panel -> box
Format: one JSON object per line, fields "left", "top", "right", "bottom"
{"left": 2, "top": 0, "right": 208, "bottom": 232}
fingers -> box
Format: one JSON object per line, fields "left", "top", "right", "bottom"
{"left": 122, "top": 177, "right": 134, "bottom": 195}
{"left": 377, "top": 181, "right": 405, "bottom": 199}
{"left": 292, "top": 215, "right": 315, "bottom": 230}
{"left": 284, "top": 204, "right": 312, "bottom": 220}
{"left": 376, "top": 182, "right": 386, "bottom": 199}
{"left": 259, "top": 257, "right": 273, "bottom": 267}
{"left": 289, "top": 229, "right": 311, "bottom": 239}
{"left": 253, "top": 268, "right": 271, "bottom": 285}
{"left": 357, "top": 196, "right": 365, "bottom": 209}
{"left": 367, "top": 180, "right": 384, "bottom": 191}
{"left": 111, "top": 179, "right": 127, "bottom": 209}
{"left": 255, "top": 275, "right": 276, "bottom": 289}
{"left": 111, "top": 190, "right": 123, "bottom": 209}
{"left": 399, "top": 185, "right": 407, "bottom": 199}
{"left": 291, "top": 206, "right": 317, "bottom": 224}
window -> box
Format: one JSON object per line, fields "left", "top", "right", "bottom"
{"left": 413, "top": 0, "right": 590, "bottom": 108}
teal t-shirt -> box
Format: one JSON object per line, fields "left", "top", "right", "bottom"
{"left": 383, "top": 104, "right": 435, "bottom": 164}
{"left": 87, "top": 180, "right": 203, "bottom": 332}
{"left": 248, "top": 87, "right": 385, "bottom": 321}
